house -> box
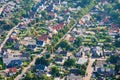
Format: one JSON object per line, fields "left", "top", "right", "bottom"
{"left": 37, "top": 35, "right": 48, "bottom": 42}
{"left": 108, "top": 25, "right": 119, "bottom": 36}
{"left": 52, "top": 23, "right": 64, "bottom": 31}
{"left": 48, "top": 23, "right": 65, "bottom": 34}
{"left": 2, "top": 49, "right": 28, "bottom": 66}
{"left": 8, "top": 36, "right": 18, "bottom": 42}
{"left": 69, "top": 37, "right": 75, "bottom": 43}
{"left": 59, "top": 51, "right": 68, "bottom": 56}
{"left": 53, "top": 0, "right": 59, "bottom": 4}
{"left": 55, "top": 58, "right": 64, "bottom": 64}
{"left": 7, "top": 67, "right": 17, "bottom": 76}
{"left": 69, "top": 69, "right": 80, "bottom": 75}
{"left": 76, "top": 58, "right": 88, "bottom": 65}
{"left": 91, "top": 46, "right": 103, "bottom": 57}
{"left": 79, "top": 14, "right": 91, "bottom": 25}
{"left": 75, "top": 52, "right": 82, "bottom": 58}
{"left": 83, "top": 47, "right": 91, "bottom": 56}
{"left": 21, "top": 52, "right": 30, "bottom": 59}
{"left": 56, "top": 47, "right": 63, "bottom": 53}
{"left": 7, "top": 60, "right": 22, "bottom": 68}
{"left": 46, "top": 4, "right": 53, "bottom": 12}
{"left": 13, "top": 44, "right": 20, "bottom": 50}
{"left": 94, "top": 67, "right": 115, "bottom": 77}
{"left": 93, "top": 60, "right": 115, "bottom": 77}
{"left": 19, "top": 22, "right": 27, "bottom": 29}
{"left": 66, "top": 74, "right": 82, "bottom": 80}
{"left": 104, "top": 50, "right": 113, "bottom": 56}
{"left": 74, "top": 49, "right": 82, "bottom": 58}
{"left": 20, "top": 37, "right": 36, "bottom": 49}
{"left": 20, "top": 37, "right": 36, "bottom": 45}
{"left": 35, "top": 64, "right": 47, "bottom": 76}
{"left": 29, "top": 11, "right": 35, "bottom": 19}
{"left": 36, "top": 34, "right": 48, "bottom": 47}
{"left": 65, "top": 34, "right": 75, "bottom": 43}
{"left": 35, "top": 64, "right": 47, "bottom": 72}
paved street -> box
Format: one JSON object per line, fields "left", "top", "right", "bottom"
{"left": 83, "top": 58, "right": 94, "bottom": 80}
{"left": 0, "top": 23, "right": 20, "bottom": 52}
{"left": 0, "top": 2, "right": 11, "bottom": 15}
{"left": 14, "top": 18, "right": 77, "bottom": 80}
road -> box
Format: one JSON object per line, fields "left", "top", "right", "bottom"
{"left": 15, "top": 56, "right": 37, "bottom": 80}
{"left": 14, "top": 48, "right": 46, "bottom": 80}
{"left": 0, "top": 23, "right": 20, "bottom": 52}
{"left": 0, "top": 1, "right": 17, "bottom": 52}
{"left": 0, "top": 2, "right": 11, "bottom": 15}
{"left": 83, "top": 58, "right": 94, "bottom": 80}
{"left": 83, "top": 57, "right": 107, "bottom": 80}
{"left": 14, "top": 19, "right": 77, "bottom": 80}
{"left": 56, "top": 19, "right": 77, "bottom": 45}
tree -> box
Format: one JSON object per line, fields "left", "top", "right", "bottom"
{"left": 80, "top": 69, "right": 86, "bottom": 76}
{"left": 115, "top": 62, "right": 120, "bottom": 74}
{"left": 107, "top": 55, "right": 119, "bottom": 64}
{"left": 11, "top": 18, "right": 20, "bottom": 25}
{"left": 0, "top": 75, "right": 4, "bottom": 80}
{"left": 40, "top": 74, "right": 47, "bottom": 80}
{"left": 64, "top": 58, "right": 76, "bottom": 67}
{"left": 35, "top": 57, "right": 50, "bottom": 66}
{"left": 41, "top": 11, "right": 47, "bottom": 19}
{"left": 50, "top": 66, "right": 60, "bottom": 77}
{"left": 114, "top": 40, "right": 120, "bottom": 47}
{"left": 105, "top": 36, "right": 112, "bottom": 42}
{"left": 104, "top": 4, "right": 113, "bottom": 13}
{"left": 74, "top": 37, "right": 82, "bottom": 48}
{"left": 57, "top": 40, "right": 71, "bottom": 51}
{"left": 24, "top": 71, "right": 34, "bottom": 80}
{"left": 47, "top": 45, "right": 53, "bottom": 53}
{"left": 45, "top": 54, "right": 51, "bottom": 59}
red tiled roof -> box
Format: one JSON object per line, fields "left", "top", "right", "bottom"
{"left": 37, "top": 34, "right": 48, "bottom": 41}
{"left": 8, "top": 68, "right": 17, "bottom": 73}
{"left": 20, "top": 22, "right": 26, "bottom": 26}
{"left": 10, "top": 36, "right": 17, "bottom": 40}
{"left": 52, "top": 23, "right": 64, "bottom": 30}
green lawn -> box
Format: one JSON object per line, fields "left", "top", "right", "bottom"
{"left": 98, "top": 39, "right": 106, "bottom": 43}
{"left": 38, "top": 29, "right": 47, "bottom": 34}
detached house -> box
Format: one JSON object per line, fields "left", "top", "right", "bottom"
{"left": 36, "top": 34, "right": 48, "bottom": 47}
{"left": 7, "top": 67, "right": 17, "bottom": 76}
{"left": 19, "top": 22, "right": 27, "bottom": 29}
{"left": 66, "top": 74, "right": 82, "bottom": 80}
{"left": 91, "top": 46, "right": 103, "bottom": 57}
{"left": 7, "top": 59, "right": 22, "bottom": 68}
{"left": 52, "top": 23, "right": 64, "bottom": 31}
{"left": 20, "top": 37, "right": 36, "bottom": 50}
{"left": 2, "top": 49, "right": 28, "bottom": 67}
{"left": 35, "top": 64, "right": 47, "bottom": 76}
{"left": 93, "top": 60, "right": 115, "bottom": 78}
{"left": 95, "top": 67, "right": 115, "bottom": 77}
{"left": 55, "top": 57, "right": 64, "bottom": 64}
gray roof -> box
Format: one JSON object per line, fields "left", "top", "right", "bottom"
{"left": 66, "top": 74, "right": 82, "bottom": 80}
